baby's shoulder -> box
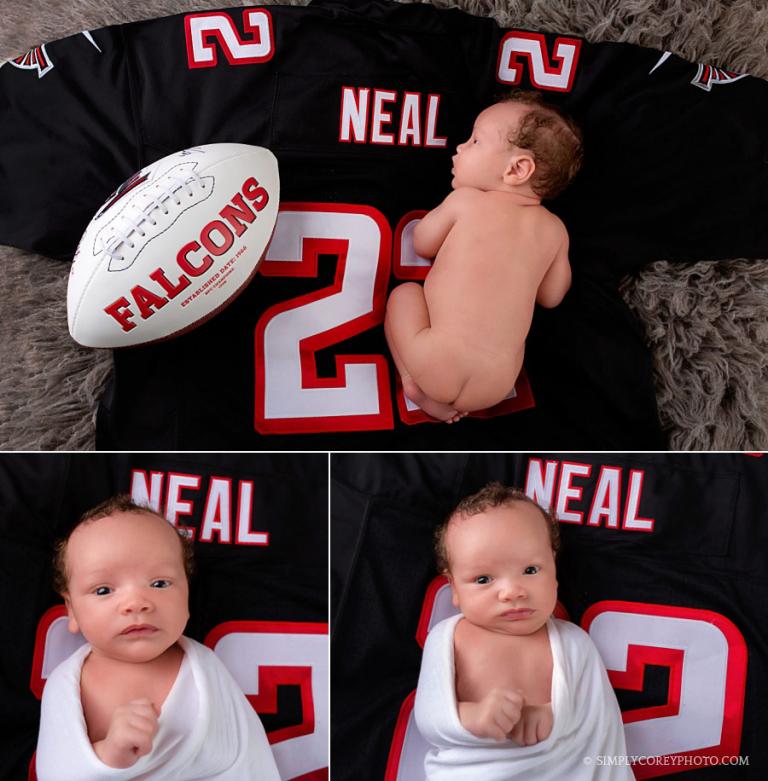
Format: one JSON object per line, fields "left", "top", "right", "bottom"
{"left": 534, "top": 205, "right": 567, "bottom": 234}
{"left": 179, "top": 635, "right": 236, "bottom": 682}
{"left": 179, "top": 635, "right": 216, "bottom": 666}
{"left": 444, "top": 186, "right": 486, "bottom": 210}
{"left": 551, "top": 618, "right": 600, "bottom": 658}
{"left": 42, "top": 643, "right": 90, "bottom": 697}
{"left": 552, "top": 616, "right": 587, "bottom": 635}
{"left": 425, "top": 614, "right": 462, "bottom": 647}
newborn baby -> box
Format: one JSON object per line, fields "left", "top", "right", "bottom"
{"left": 385, "top": 91, "right": 582, "bottom": 422}
{"left": 35, "top": 496, "right": 281, "bottom": 781}
{"left": 414, "top": 482, "right": 633, "bottom": 780}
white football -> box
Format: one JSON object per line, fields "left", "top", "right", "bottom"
{"left": 67, "top": 143, "right": 279, "bottom": 347}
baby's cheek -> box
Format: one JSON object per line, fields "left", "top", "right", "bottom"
{"left": 545, "top": 579, "right": 559, "bottom": 611}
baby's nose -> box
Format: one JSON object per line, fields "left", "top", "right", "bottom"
{"left": 122, "top": 589, "right": 152, "bottom": 612}
{"left": 499, "top": 580, "right": 525, "bottom": 599}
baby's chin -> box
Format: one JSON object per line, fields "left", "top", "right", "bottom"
{"left": 466, "top": 615, "right": 549, "bottom": 637}
{"left": 497, "top": 620, "right": 547, "bottom": 635}
{"left": 91, "top": 636, "right": 181, "bottom": 664}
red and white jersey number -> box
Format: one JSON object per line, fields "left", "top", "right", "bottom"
{"left": 206, "top": 621, "right": 329, "bottom": 781}
{"left": 497, "top": 31, "right": 581, "bottom": 91}
{"left": 584, "top": 601, "right": 747, "bottom": 779}
{"left": 255, "top": 203, "right": 394, "bottom": 434}
{"left": 185, "top": 10, "right": 274, "bottom": 68}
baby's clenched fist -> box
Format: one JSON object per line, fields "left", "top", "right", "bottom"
{"left": 93, "top": 698, "right": 159, "bottom": 768}
{"left": 510, "top": 702, "right": 554, "bottom": 746}
{"left": 458, "top": 688, "right": 525, "bottom": 741}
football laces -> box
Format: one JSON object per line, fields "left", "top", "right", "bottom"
{"left": 100, "top": 171, "right": 207, "bottom": 262}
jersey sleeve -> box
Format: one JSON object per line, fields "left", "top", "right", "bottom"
{"left": 531, "top": 42, "right": 768, "bottom": 271}
{"left": 0, "top": 27, "right": 140, "bottom": 260}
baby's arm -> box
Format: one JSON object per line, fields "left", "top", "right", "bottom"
{"left": 412, "top": 188, "right": 474, "bottom": 259}
{"left": 536, "top": 226, "right": 572, "bottom": 309}
{"left": 457, "top": 688, "right": 524, "bottom": 741}
{"left": 92, "top": 698, "right": 159, "bottom": 768}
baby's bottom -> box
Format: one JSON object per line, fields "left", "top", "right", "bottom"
{"left": 384, "top": 282, "right": 521, "bottom": 421}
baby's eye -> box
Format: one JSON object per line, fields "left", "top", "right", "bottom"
{"left": 94, "top": 586, "right": 112, "bottom": 596}
{"left": 151, "top": 579, "right": 171, "bottom": 589}
{"left": 475, "top": 575, "right": 492, "bottom": 585}
{"left": 523, "top": 566, "right": 540, "bottom": 575}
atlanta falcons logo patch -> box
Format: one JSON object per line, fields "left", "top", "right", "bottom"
{"left": 9, "top": 45, "right": 53, "bottom": 78}
{"left": 691, "top": 63, "right": 747, "bottom": 91}
{"left": 8, "top": 32, "right": 102, "bottom": 78}
{"left": 649, "top": 52, "right": 748, "bottom": 91}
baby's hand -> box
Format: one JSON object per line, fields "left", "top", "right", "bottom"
{"left": 458, "top": 688, "right": 524, "bottom": 741}
{"left": 509, "top": 702, "right": 553, "bottom": 746}
{"left": 93, "top": 698, "right": 159, "bottom": 768}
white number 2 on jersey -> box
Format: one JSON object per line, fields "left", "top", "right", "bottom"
{"left": 185, "top": 9, "right": 274, "bottom": 68}
{"left": 255, "top": 203, "right": 394, "bottom": 434}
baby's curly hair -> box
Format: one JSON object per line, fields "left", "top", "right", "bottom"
{"left": 498, "top": 90, "right": 583, "bottom": 200}
{"left": 52, "top": 494, "right": 194, "bottom": 595}
{"left": 434, "top": 481, "right": 560, "bottom": 573}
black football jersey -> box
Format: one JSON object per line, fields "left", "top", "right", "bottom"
{"left": 0, "top": 453, "right": 328, "bottom": 781}
{"left": 2, "top": 0, "right": 768, "bottom": 449}
{"left": 331, "top": 453, "right": 768, "bottom": 780}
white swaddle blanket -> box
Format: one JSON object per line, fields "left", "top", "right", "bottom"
{"left": 414, "top": 615, "right": 634, "bottom": 780}
{"left": 36, "top": 636, "right": 281, "bottom": 781}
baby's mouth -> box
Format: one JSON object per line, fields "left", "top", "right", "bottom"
{"left": 120, "top": 624, "right": 159, "bottom": 636}
{"left": 500, "top": 608, "right": 534, "bottom": 620}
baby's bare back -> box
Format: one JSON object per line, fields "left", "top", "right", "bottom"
{"left": 424, "top": 190, "right": 562, "bottom": 362}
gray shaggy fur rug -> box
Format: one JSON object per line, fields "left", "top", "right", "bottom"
{"left": 2, "top": 0, "right": 768, "bottom": 450}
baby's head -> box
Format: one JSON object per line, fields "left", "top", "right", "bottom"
{"left": 452, "top": 90, "right": 582, "bottom": 200}
{"left": 53, "top": 496, "right": 194, "bottom": 663}
{"left": 435, "top": 482, "right": 560, "bottom": 636}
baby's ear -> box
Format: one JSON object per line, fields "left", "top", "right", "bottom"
{"left": 504, "top": 153, "right": 535, "bottom": 186}
{"left": 446, "top": 574, "right": 460, "bottom": 608}
{"left": 63, "top": 594, "right": 80, "bottom": 634}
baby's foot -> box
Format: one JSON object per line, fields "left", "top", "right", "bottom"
{"left": 401, "top": 374, "right": 466, "bottom": 423}
{"left": 415, "top": 396, "right": 465, "bottom": 423}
